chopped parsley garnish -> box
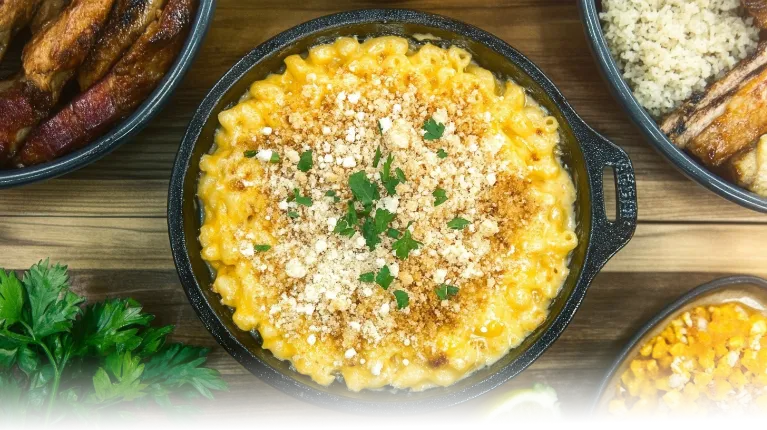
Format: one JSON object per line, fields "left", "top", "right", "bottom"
{"left": 381, "top": 154, "right": 401, "bottom": 195}
{"left": 373, "top": 146, "right": 382, "bottom": 168}
{"left": 254, "top": 244, "right": 271, "bottom": 252}
{"left": 393, "top": 290, "right": 409, "bottom": 309}
{"left": 422, "top": 117, "right": 445, "bottom": 140}
{"left": 375, "top": 265, "right": 394, "bottom": 290}
{"left": 334, "top": 201, "right": 358, "bottom": 237}
{"left": 287, "top": 210, "right": 299, "bottom": 218}
{"left": 325, "top": 190, "right": 340, "bottom": 202}
{"left": 297, "top": 150, "right": 313, "bottom": 172}
{"left": 447, "top": 217, "right": 471, "bottom": 230}
{"left": 395, "top": 167, "right": 407, "bottom": 183}
{"left": 433, "top": 188, "right": 448, "bottom": 206}
{"left": 435, "top": 284, "right": 459, "bottom": 300}
{"left": 359, "top": 272, "right": 375, "bottom": 283}
{"left": 292, "top": 188, "right": 312, "bottom": 207}
{"left": 270, "top": 152, "right": 280, "bottom": 163}
{"left": 377, "top": 120, "right": 384, "bottom": 135}
{"left": 374, "top": 208, "right": 395, "bottom": 234}
{"left": 243, "top": 149, "right": 258, "bottom": 158}
{"left": 437, "top": 148, "right": 448, "bottom": 158}
{"left": 392, "top": 224, "right": 422, "bottom": 260}
{"left": 361, "top": 218, "right": 380, "bottom": 251}
{"left": 386, "top": 228, "right": 401, "bottom": 239}
{"left": 349, "top": 171, "right": 380, "bottom": 205}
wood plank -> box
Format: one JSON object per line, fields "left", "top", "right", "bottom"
{"left": 12, "top": 268, "right": 732, "bottom": 417}
{"left": 3, "top": 218, "right": 766, "bottom": 274}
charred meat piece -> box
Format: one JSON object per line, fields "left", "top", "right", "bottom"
{"left": 0, "top": 0, "right": 115, "bottom": 165}
{"left": 18, "top": 0, "right": 195, "bottom": 166}
{"left": 743, "top": 0, "right": 767, "bottom": 29}
{"left": 30, "top": 0, "right": 71, "bottom": 34}
{"left": 661, "top": 42, "right": 767, "bottom": 148}
{"left": 0, "top": 0, "right": 43, "bottom": 63}
{"left": 686, "top": 67, "right": 767, "bottom": 167}
{"left": 724, "top": 136, "right": 767, "bottom": 196}
{"left": 78, "top": 0, "right": 167, "bottom": 90}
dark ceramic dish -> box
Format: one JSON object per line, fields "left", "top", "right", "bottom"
{"left": 579, "top": 0, "right": 767, "bottom": 213}
{"left": 168, "top": 9, "right": 638, "bottom": 413}
{"left": 593, "top": 275, "right": 767, "bottom": 414}
{"left": 0, "top": 0, "right": 216, "bottom": 189}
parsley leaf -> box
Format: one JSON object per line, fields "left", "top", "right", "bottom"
{"left": 381, "top": 154, "right": 400, "bottom": 195}
{"left": 349, "top": 171, "right": 380, "bottom": 205}
{"left": 435, "top": 284, "right": 460, "bottom": 300}
{"left": 386, "top": 228, "right": 401, "bottom": 239}
{"left": 343, "top": 201, "right": 358, "bottom": 227}
{"left": 287, "top": 210, "right": 299, "bottom": 219}
{"left": 393, "top": 291, "right": 409, "bottom": 309}
{"left": 373, "top": 209, "right": 395, "bottom": 234}
{"left": 433, "top": 188, "right": 448, "bottom": 207}
{"left": 243, "top": 150, "right": 258, "bottom": 158}
{"left": 392, "top": 226, "right": 422, "bottom": 260}
{"left": 23, "top": 260, "right": 83, "bottom": 339}
{"left": 375, "top": 266, "right": 394, "bottom": 290}
{"left": 293, "top": 188, "right": 312, "bottom": 207}
{"left": 447, "top": 217, "right": 471, "bottom": 230}
{"left": 91, "top": 351, "right": 147, "bottom": 403}
{"left": 325, "top": 190, "right": 340, "bottom": 202}
{"left": 359, "top": 272, "right": 375, "bottom": 283}
{"left": 270, "top": 152, "right": 280, "bottom": 163}
{"left": 141, "top": 344, "right": 226, "bottom": 400}
{"left": 0, "top": 270, "right": 24, "bottom": 328}
{"left": 254, "top": 244, "right": 271, "bottom": 252}
{"left": 333, "top": 220, "right": 356, "bottom": 237}
{"left": 361, "top": 218, "right": 380, "bottom": 251}
{"left": 423, "top": 118, "right": 445, "bottom": 140}
{"left": 437, "top": 148, "right": 448, "bottom": 158}
{"left": 297, "top": 150, "right": 313, "bottom": 172}
{"left": 373, "top": 146, "right": 382, "bottom": 168}
{"left": 72, "top": 299, "right": 153, "bottom": 357}
{"left": 395, "top": 168, "right": 407, "bottom": 183}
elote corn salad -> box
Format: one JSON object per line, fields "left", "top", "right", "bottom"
{"left": 609, "top": 303, "right": 767, "bottom": 415}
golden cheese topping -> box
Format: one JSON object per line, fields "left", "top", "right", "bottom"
{"left": 609, "top": 303, "right": 767, "bottom": 415}
{"left": 197, "top": 36, "right": 577, "bottom": 391}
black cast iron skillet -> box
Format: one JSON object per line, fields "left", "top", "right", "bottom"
{"left": 579, "top": 0, "right": 767, "bottom": 213}
{"left": 168, "top": 9, "right": 638, "bottom": 413}
{"left": 593, "top": 275, "right": 767, "bottom": 415}
{"left": 0, "top": 0, "right": 216, "bottom": 189}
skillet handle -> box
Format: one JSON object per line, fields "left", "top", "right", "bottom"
{"left": 581, "top": 126, "right": 638, "bottom": 270}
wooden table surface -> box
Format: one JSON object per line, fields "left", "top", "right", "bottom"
{"left": 2, "top": 0, "right": 766, "bottom": 420}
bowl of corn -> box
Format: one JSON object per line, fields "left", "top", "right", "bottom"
{"left": 595, "top": 276, "right": 767, "bottom": 416}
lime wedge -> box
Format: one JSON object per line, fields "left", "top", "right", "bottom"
{"left": 484, "top": 383, "right": 560, "bottom": 420}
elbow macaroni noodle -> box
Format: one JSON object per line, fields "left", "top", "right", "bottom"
{"left": 198, "top": 36, "right": 577, "bottom": 391}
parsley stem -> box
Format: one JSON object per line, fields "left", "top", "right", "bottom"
{"left": 38, "top": 341, "right": 62, "bottom": 423}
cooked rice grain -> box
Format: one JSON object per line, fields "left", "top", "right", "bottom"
{"left": 601, "top": 0, "right": 759, "bottom": 117}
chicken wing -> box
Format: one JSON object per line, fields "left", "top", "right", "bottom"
{"left": 0, "top": 0, "right": 43, "bottom": 63}
{"left": 743, "top": 0, "right": 767, "bottom": 29}
{"left": 686, "top": 67, "right": 767, "bottom": 167}
{"left": 0, "top": 0, "right": 115, "bottom": 165}
{"left": 78, "top": 0, "right": 167, "bottom": 90}
{"left": 30, "top": 0, "right": 71, "bottom": 34}
{"left": 17, "top": 0, "right": 195, "bottom": 166}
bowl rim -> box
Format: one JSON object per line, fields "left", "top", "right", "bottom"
{"left": 578, "top": 0, "right": 767, "bottom": 213}
{"left": 168, "top": 7, "right": 636, "bottom": 412}
{"left": 592, "top": 275, "right": 767, "bottom": 413}
{"left": 0, "top": 0, "right": 217, "bottom": 189}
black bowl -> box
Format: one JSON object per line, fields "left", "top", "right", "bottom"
{"left": 593, "top": 275, "right": 767, "bottom": 414}
{"left": 168, "top": 9, "right": 638, "bottom": 413}
{"left": 579, "top": 0, "right": 767, "bottom": 213}
{"left": 0, "top": 0, "right": 216, "bottom": 188}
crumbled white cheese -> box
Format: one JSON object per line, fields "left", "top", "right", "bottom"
{"left": 342, "top": 156, "right": 357, "bottom": 168}
{"left": 347, "top": 92, "right": 361, "bottom": 104}
{"left": 378, "top": 117, "right": 392, "bottom": 133}
{"left": 307, "top": 334, "right": 316, "bottom": 345}
{"left": 286, "top": 258, "right": 307, "bottom": 279}
{"left": 256, "top": 149, "right": 274, "bottom": 162}
{"left": 345, "top": 348, "right": 357, "bottom": 359}
{"left": 380, "top": 303, "right": 390, "bottom": 315}
{"left": 261, "top": 126, "right": 273, "bottom": 135}
{"left": 371, "top": 361, "right": 383, "bottom": 376}
{"left": 315, "top": 238, "right": 328, "bottom": 254}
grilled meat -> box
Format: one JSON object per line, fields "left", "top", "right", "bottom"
{"left": 661, "top": 43, "right": 767, "bottom": 149}
{"left": 724, "top": 136, "right": 767, "bottom": 196}
{"left": 30, "top": 0, "right": 71, "bottom": 34}
{"left": 686, "top": 67, "right": 767, "bottom": 167}
{"left": 18, "top": 0, "right": 195, "bottom": 166}
{"left": 743, "top": 0, "right": 767, "bottom": 29}
{"left": 0, "top": 0, "right": 43, "bottom": 63}
{"left": 78, "top": 0, "right": 167, "bottom": 90}
{"left": 0, "top": 0, "right": 115, "bottom": 165}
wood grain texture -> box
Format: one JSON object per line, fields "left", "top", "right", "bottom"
{"left": 0, "top": 0, "right": 765, "bottom": 420}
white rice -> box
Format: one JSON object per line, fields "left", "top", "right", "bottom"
{"left": 600, "top": 0, "right": 760, "bottom": 117}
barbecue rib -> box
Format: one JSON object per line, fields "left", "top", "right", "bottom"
{"left": 661, "top": 43, "right": 767, "bottom": 149}
{"left": 0, "top": 0, "right": 43, "bottom": 64}
{"left": 30, "top": 0, "right": 71, "bottom": 34}
{"left": 78, "top": 0, "right": 167, "bottom": 91}
{"left": 743, "top": 0, "right": 767, "bottom": 29}
{"left": 18, "top": 0, "right": 194, "bottom": 166}
{"left": 0, "top": 0, "right": 115, "bottom": 165}
{"left": 724, "top": 137, "right": 767, "bottom": 195}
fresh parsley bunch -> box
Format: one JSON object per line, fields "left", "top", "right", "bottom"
{"left": 0, "top": 260, "right": 227, "bottom": 422}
